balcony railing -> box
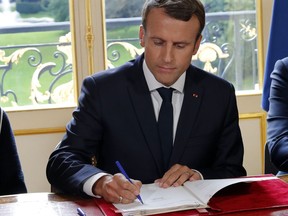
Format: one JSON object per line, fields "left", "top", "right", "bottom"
{"left": 0, "top": 10, "right": 258, "bottom": 108}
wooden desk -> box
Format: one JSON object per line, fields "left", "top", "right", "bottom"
{"left": 279, "top": 174, "right": 288, "bottom": 183}
{"left": 0, "top": 175, "right": 288, "bottom": 216}
{"left": 1, "top": 192, "right": 288, "bottom": 216}
{"left": 0, "top": 193, "right": 103, "bottom": 216}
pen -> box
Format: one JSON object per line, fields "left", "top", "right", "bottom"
{"left": 115, "top": 160, "right": 144, "bottom": 204}
{"left": 77, "top": 207, "right": 86, "bottom": 216}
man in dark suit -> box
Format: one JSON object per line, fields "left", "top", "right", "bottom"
{"left": 0, "top": 108, "right": 27, "bottom": 195}
{"left": 267, "top": 57, "right": 288, "bottom": 175}
{"left": 47, "top": 0, "right": 246, "bottom": 203}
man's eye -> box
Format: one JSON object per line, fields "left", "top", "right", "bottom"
{"left": 175, "top": 44, "right": 186, "bottom": 49}
{"left": 154, "top": 40, "right": 164, "bottom": 46}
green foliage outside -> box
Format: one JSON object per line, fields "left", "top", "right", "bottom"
{"left": 15, "top": 0, "right": 69, "bottom": 21}
{"left": 0, "top": 0, "right": 70, "bottom": 107}
{"left": 105, "top": 0, "right": 257, "bottom": 90}
{"left": 104, "top": 0, "right": 255, "bottom": 19}
{"left": 106, "top": 25, "right": 142, "bottom": 67}
{"left": 0, "top": 31, "right": 70, "bottom": 107}
{"left": 45, "top": 0, "right": 69, "bottom": 21}
{"left": 0, "top": 0, "right": 257, "bottom": 107}
{"left": 105, "top": 0, "right": 144, "bottom": 18}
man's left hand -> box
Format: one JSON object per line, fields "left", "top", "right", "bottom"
{"left": 155, "top": 164, "right": 201, "bottom": 188}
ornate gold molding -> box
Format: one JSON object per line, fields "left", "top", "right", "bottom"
{"left": 240, "top": 112, "right": 266, "bottom": 146}
{"left": 69, "top": 0, "right": 79, "bottom": 101}
{"left": 14, "top": 127, "right": 65, "bottom": 136}
{"left": 15, "top": 113, "right": 267, "bottom": 144}
{"left": 239, "top": 112, "right": 267, "bottom": 173}
{"left": 256, "top": 0, "right": 264, "bottom": 90}
{"left": 13, "top": 111, "right": 268, "bottom": 174}
{"left": 85, "top": 0, "right": 94, "bottom": 75}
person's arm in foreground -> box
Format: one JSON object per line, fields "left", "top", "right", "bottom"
{"left": 267, "top": 57, "right": 288, "bottom": 171}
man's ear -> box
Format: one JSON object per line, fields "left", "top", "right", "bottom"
{"left": 193, "top": 35, "right": 202, "bottom": 55}
{"left": 139, "top": 25, "right": 145, "bottom": 47}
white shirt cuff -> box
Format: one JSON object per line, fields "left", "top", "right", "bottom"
{"left": 83, "top": 173, "right": 109, "bottom": 197}
{"left": 192, "top": 169, "right": 204, "bottom": 180}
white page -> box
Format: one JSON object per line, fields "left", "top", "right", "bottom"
{"left": 113, "top": 183, "right": 207, "bottom": 215}
{"left": 183, "top": 176, "right": 278, "bottom": 204}
{"left": 113, "top": 176, "right": 277, "bottom": 215}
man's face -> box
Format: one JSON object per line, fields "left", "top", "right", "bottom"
{"left": 139, "top": 8, "right": 202, "bottom": 86}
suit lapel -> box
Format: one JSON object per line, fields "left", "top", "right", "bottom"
{"left": 170, "top": 67, "right": 204, "bottom": 166}
{"left": 127, "top": 56, "right": 164, "bottom": 174}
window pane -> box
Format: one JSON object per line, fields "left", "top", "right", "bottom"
{"left": 0, "top": 0, "right": 75, "bottom": 109}
{"left": 105, "top": 0, "right": 258, "bottom": 91}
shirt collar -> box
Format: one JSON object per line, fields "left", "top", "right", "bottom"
{"left": 143, "top": 60, "right": 186, "bottom": 93}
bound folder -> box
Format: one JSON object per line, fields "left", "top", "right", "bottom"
{"left": 94, "top": 175, "right": 288, "bottom": 216}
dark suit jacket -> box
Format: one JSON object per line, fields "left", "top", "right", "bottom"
{"left": 0, "top": 108, "right": 27, "bottom": 195}
{"left": 47, "top": 54, "right": 246, "bottom": 196}
{"left": 267, "top": 57, "right": 288, "bottom": 171}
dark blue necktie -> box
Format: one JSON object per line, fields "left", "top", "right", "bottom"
{"left": 157, "top": 87, "right": 174, "bottom": 170}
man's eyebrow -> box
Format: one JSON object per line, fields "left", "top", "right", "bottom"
{"left": 151, "top": 36, "right": 190, "bottom": 44}
{"left": 174, "top": 41, "right": 190, "bottom": 44}
{"left": 151, "top": 36, "right": 164, "bottom": 40}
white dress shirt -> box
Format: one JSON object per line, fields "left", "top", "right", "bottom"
{"left": 142, "top": 60, "right": 185, "bottom": 141}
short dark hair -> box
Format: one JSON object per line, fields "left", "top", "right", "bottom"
{"left": 142, "top": 0, "right": 205, "bottom": 38}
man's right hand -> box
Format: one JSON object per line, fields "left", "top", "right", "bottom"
{"left": 92, "top": 173, "right": 142, "bottom": 204}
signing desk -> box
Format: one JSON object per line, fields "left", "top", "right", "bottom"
{"left": 0, "top": 193, "right": 102, "bottom": 216}
{"left": 1, "top": 175, "right": 288, "bottom": 216}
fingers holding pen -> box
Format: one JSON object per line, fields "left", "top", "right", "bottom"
{"left": 93, "top": 174, "right": 142, "bottom": 204}
{"left": 115, "top": 173, "right": 142, "bottom": 203}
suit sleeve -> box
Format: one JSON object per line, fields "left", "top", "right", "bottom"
{"left": 267, "top": 58, "right": 288, "bottom": 171}
{"left": 46, "top": 76, "right": 105, "bottom": 197}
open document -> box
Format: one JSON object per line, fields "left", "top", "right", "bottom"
{"left": 113, "top": 176, "right": 277, "bottom": 216}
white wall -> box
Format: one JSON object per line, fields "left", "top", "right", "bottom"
{"left": 16, "top": 133, "right": 64, "bottom": 192}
